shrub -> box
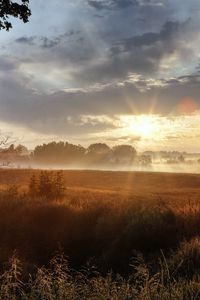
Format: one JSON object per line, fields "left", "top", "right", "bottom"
{"left": 29, "top": 171, "right": 66, "bottom": 200}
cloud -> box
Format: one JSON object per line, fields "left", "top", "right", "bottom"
{"left": 11, "top": 2, "right": 198, "bottom": 90}
{"left": 0, "top": 56, "right": 19, "bottom": 71}
{"left": 72, "top": 19, "right": 194, "bottom": 85}
{"left": 0, "top": 53, "right": 200, "bottom": 138}
{"left": 87, "top": 0, "right": 164, "bottom": 10}
{"left": 88, "top": 0, "right": 106, "bottom": 10}
{"left": 1, "top": 0, "right": 200, "bottom": 150}
{"left": 15, "top": 36, "right": 36, "bottom": 46}
{"left": 87, "top": 0, "right": 137, "bottom": 10}
{"left": 15, "top": 30, "right": 81, "bottom": 49}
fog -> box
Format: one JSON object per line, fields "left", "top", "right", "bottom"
{"left": 1, "top": 143, "right": 200, "bottom": 174}
{"left": 3, "top": 161, "right": 200, "bottom": 175}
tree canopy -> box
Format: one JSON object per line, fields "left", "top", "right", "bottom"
{"left": 33, "top": 141, "right": 138, "bottom": 166}
{"left": 0, "top": 0, "right": 31, "bottom": 30}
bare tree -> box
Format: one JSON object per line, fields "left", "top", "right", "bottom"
{"left": 0, "top": 131, "right": 17, "bottom": 147}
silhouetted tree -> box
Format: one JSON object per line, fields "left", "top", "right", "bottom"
{"left": 15, "top": 144, "right": 29, "bottom": 155}
{"left": 112, "top": 145, "right": 137, "bottom": 164}
{"left": 34, "top": 141, "right": 86, "bottom": 165}
{"left": 0, "top": 134, "right": 11, "bottom": 147}
{"left": 7, "top": 144, "right": 15, "bottom": 153}
{"left": 87, "top": 143, "right": 110, "bottom": 155}
{"left": 178, "top": 155, "right": 185, "bottom": 163}
{"left": 139, "top": 155, "right": 152, "bottom": 166}
{"left": 0, "top": 0, "right": 31, "bottom": 30}
{"left": 38, "top": 171, "right": 54, "bottom": 199}
{"left": 87, "top": 143, "right": 111, "bottom": 164}
{"left": 53, "top": 171, "right": 65, "bottom": 198}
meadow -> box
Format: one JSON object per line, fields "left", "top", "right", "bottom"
{"left": 0, "top": 169, "right": 199, "bottom": 299}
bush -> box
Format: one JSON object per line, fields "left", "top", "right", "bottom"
{"left": 29, "top": 171, "right": 65, "bottom": 200}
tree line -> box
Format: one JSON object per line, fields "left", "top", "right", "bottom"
{"left": 0, "top": 141, "right": 153, "bottom": 167}
{"left": 33, "top": 141, "right": 138, "bottom": 166}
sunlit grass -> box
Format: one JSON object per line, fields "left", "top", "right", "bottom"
{"left": 0, "top": 170, "right": 199, "bottom": 298}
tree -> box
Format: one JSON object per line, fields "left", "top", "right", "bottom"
{"left": 112, "top": 145, "right": 137, "bottom": 164}
{"left": 0, "top": 0, "right": 31, "bottom": 31}
{"left": 15, "top": 144, "right": 29, "bottom": 155}
{"left": 33, "top": 141, "right": 86, "bottom": 165}
{"left": 87, "top": 143, "right": 111, "bottom": 164}
{"left": 7, "top": 143, "right": 15, "bottom": 153}
{"left": 0, "top": 132, "right": 16, "bottom": 147}
{"left": 139, "top": 155, "right": 152, "bottom": 166}
{"left": 53, "top": 171, "right": 66, "bottom": 198}
{"left": 38, "top": 171, "right": 53, "bottom": 199}
{"left": 87, "top": 143, "right": 110, "bottom": 155}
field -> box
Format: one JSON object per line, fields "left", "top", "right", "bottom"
{"left": 2, "top": 168, "right": 200, "bottom": 197}
{"left": 0, "top": 169, "right": 200, "bottom": 299}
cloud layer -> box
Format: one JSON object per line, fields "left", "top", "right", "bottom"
{"left": 0, "top": 0, "right": 200, "bottom": 149}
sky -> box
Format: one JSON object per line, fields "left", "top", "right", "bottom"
{"left": 0, "top": 0, "right": 200, "bottom": 151}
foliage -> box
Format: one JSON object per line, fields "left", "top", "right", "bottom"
{"left": 34, "top": 142, "right": 86, "bottom": 165}
{"left": 112, "top": 144, "right": 137, "bottom": 164}
{"left": 33, "top": 141, "right": 137, "bottom": 166}
{"left": 29, "top": 171, "right": 66, "bottom": 199}
{"left": 87, "top": 143, "right": 110, "bottom": 154}
{"left": 0, "top": 0, "right": 31, "bottom": 31}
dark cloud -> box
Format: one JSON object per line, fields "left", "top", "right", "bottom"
{"left": 16, "top": 20, "right": 182, "bottom": 81}
{"left": 0, "top": 57, "right": 200, "bottom": 136}
{"left": 15, "top": 36, "right": 36, "bottom": 46}
{"left": 120, "top": 21, "right": 180, "bottom": 48}
{"left": 87, "top": 0, "right": 165, "bottom": 10}
{"left": 12, "top": 3, "right": 195, "bottom": 89}
{"left": 88, "top": 0, "right": 106, "bottom": 10}
{"left": 1, "top": 0, "right": 200, "bottom": 143}
{"left": 40, "top": 30, "right": 80, "bottom": 49}
{"left": 88, "top": 0, "right": 137, "bottom": 10}
{"left": 15, "top": 30, "right": 81, "bottom": 50}
{"left": 40, "top": 36, "right": 61, "bottom": 49}
{"left": 0, "top": 56, "right": 19, "bottom": 71}
{"left": 73, "top": 19, "right": 192, "bottom": 84}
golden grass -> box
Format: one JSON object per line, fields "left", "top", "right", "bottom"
{"left": 0, "top": 169, "right": 199, "bottom": 298}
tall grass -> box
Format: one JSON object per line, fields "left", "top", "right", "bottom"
{"left": 0, "top": 247, "right": 200, "bottom": 300}
{"left": 0, "top": 180, "right": 200, "bottom": 272}
{"left": 0, "top": 171, "right": 199, "bottom": 298}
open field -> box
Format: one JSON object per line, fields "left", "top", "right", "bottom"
{"left": 1, "top": 168, "right": 200, "bottom": 197}
{"left": 0, "top": 169, "right": 200, "bottom": 299}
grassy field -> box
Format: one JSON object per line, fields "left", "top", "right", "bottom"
{"left": 1, "top": 168, "right": 200, "bottom": 196}
{"left": 0, "top": 169, "right": 200, "bottom": 299}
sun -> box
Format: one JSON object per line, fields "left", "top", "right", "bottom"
{"left": 136, "top": 116, "right": 156, "bottom": 137}
{"left": 127, "top": 115, "right": 158, "bottom": 138}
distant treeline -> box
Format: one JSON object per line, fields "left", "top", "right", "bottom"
{"left": 0, "top": 142, "right": 152, "bottom": 167}
{"left": 33, "top": 142, "right": 140, "bottom": 166}
{"left": 1, "top": 141, "right": 200, "bottom": 167}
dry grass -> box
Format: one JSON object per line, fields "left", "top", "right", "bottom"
{"left": 0, "top": 249, "right": 200, "bottom": 300}
{"left": 0, "top": 169, "right": 199, "bottom": 298}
